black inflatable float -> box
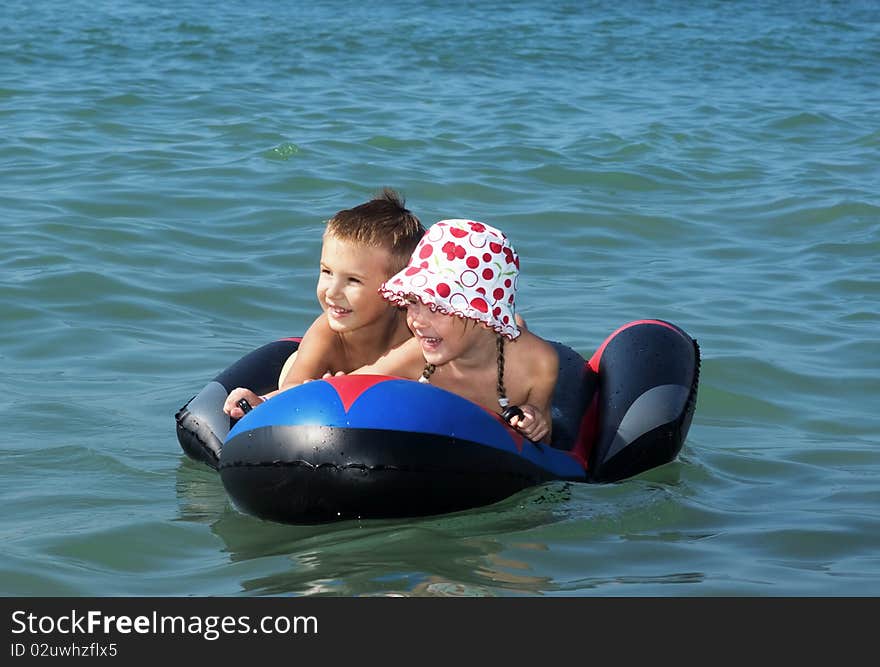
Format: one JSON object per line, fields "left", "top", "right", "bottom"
{"left": 175, "top": 320, "right": 699, "bottom": 523}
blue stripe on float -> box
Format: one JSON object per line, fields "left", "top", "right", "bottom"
{"left": 227, "top": 377, "right": 586, "bottom": 480}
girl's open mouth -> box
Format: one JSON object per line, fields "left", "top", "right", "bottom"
{"left": 418, "top": 335, "right": 442, "bottom": 351}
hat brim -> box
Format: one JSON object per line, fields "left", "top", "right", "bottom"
{"left": 380, "top": 268, "right": 521, "bottom": 341}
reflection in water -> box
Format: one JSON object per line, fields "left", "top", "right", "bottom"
{"left": 174, "top": 458, "right": 699, "bottom": 596}
{"left": 175, "top": 459, "right": 572, "bottom": 595}
{"left": 174, "top": 459, "right": 229, "bottom": 524}
{"left": 406, "top": 541, "right": 554, "bottom": 597}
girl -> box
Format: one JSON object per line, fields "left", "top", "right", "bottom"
{"left": 353, "top": 219, "right": 558, "bottom": 443}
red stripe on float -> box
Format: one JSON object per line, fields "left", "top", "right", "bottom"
{"left": 323, "top": 375, "right": 392, "bottom": 413}
{"left": 568, "top": 387, "right": 599, "bottom": 469}
{"left": 479, "top": 406, "right": 525, "bottom": 451}
{"left": 505, "top": 426, "right": 526, "bottom": 452}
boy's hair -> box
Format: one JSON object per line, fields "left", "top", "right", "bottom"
{"left": 325, "top": 188, "right": 425, "bottom": 273}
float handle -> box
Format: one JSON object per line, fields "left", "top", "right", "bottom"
{"left": 501, "top": 405, "right": 525, "bottom": 424}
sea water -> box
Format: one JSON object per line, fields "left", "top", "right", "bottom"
{"left": 1, "top": 0, "right": 878, "bottom": 596}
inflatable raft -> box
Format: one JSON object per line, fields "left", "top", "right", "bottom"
{"left": 175, "top": 320, "right": 699, "bottom": 523}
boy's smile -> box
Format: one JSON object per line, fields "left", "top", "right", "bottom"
{"left": 327, "top": 305, "right": 352, "bottom": 319}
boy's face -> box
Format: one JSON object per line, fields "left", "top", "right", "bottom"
{"left": 317, "top": 234, "right": 396, "bottom": 334}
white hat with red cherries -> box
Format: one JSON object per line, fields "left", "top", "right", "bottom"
{"left": 380, "top": 219, "right": 521, "bottom": 340}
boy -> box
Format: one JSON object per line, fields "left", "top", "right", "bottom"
{"left": 223, "top": 189, "right": 425, "bottom": 418}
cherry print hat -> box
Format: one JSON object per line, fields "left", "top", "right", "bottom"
{"left": 380, "top": 219, "right": 521, "bottom": 340}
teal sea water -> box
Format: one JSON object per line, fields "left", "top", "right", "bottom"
{"left": 2, "top": 0, "right": 878, "bottom": 596}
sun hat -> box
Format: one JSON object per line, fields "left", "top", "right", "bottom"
{"left": 380, "top": 219, "right": 521, "bottom": 340}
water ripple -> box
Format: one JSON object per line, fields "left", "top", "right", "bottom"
{"left": 1, "top": 0, "right": 878, "bottom": 596}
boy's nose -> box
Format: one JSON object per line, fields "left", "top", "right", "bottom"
{"left": 325, "top": 279, "right": 344, "bottom": 300}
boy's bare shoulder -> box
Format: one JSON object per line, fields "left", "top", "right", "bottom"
{"left": 298, "top": 314, "right": 345, "bottom": 363}
{"left": 303, "top": 313, "right": 340, "bottom": 343}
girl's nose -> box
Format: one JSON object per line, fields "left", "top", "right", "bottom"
{"left": 406, "top": 300, "right": 424, "bottom": 325}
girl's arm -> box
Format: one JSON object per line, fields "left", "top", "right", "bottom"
{"left": 509, "top": 336, "right": 559, "bottom": 443}
{"left": 350, "top": 336, "right": 424, "bottom": 378}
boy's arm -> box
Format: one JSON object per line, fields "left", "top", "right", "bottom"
{"left": 350, "top": 336, "right": 423, "bottom": 378}
{"left": 278, "top": 314, "right": 341, "bottom": 389}
{"left": 223, "top": 387, "right": 266, "bottom": 419}
{"left": 224, "top": 315, "right": 341, "bottom": 419}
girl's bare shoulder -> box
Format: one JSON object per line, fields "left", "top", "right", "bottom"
{"left": 513, "top": 330, "right": 558, "bottom": 368}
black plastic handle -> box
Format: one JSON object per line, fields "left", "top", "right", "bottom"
{"left": 501, "top": 405, "right": 525, "bottom": 424}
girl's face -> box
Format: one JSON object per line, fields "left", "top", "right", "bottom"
{"left": 405, "top": 297, "right": 477, "bottom": 365}
{"left": 317, "top": 234, "right": 394, "bottom": 334}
